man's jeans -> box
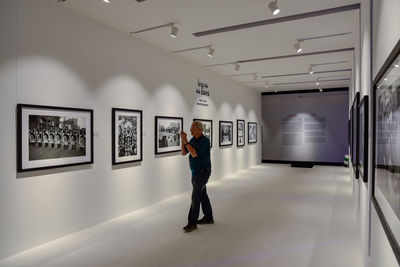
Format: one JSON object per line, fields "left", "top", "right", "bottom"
{"left": 188, "top": 169, "right": 213, "bottom": 225}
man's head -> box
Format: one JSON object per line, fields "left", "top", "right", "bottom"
{"left": 190, "top": 121, "right": 204, "bottom": 138}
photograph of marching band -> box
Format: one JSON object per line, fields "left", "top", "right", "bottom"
{"left": 17, "top": 104, "right": 93, "bottom": 172}
{"left": 248, "top": 122, "right": 258, "bottom": 143}
{"left": 155, "top": 116, "right": 183, "bottom": 154}
{"left": 219, "top": 121, "right": 233, "bottom": 147}
{"left": 112, "top": 108, "right": 142, "bottom": 165}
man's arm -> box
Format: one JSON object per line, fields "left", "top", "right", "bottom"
{"left": 180, "top": 130, "right": 198, "bottom": 157}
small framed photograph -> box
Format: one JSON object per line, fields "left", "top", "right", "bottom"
{"left": 237, "top": 119, "right": 245, "bottom": 147}
{"left": 193, "top": 118, "right": 213, "bottom": 147}
{"left": 248, "top": 122, "right": 257, "bottom": 143}
{"left": 17, "top": 104, "right": 93, "bottom": 172}
{"left": 351, "top": 92, "right": 360, "bottom": 178}
{"left": 358, "top": 96, "right": 368, "bottom": 182}
{"left": 219, "top": 121, "right": 233, "bottom": 147}
{"left": 112, "top": 108, "right": 142, "bottom": 165}
{"left": 155, "top": 116, "right": 183, "bottom": 154}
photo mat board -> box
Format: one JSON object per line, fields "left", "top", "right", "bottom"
{"left": 219, "top": 121, "right": 233, "bottom": 146}
{"left": 155, "top": 116, "right": 183, "bottom": 154}
{"left": 17, "top": 104, "right": 93, "bottom": 172}
{"left": 112, "top": 108, "right": 142, "bottom": 165}
{"left": 373, "top": 40, "right": 400, "bottom": 262}
{"left": 248, "top": 122, "right": 257, "bottom": 144}
{"left": 358, "top": 96, "right": 368, "bottom": 182}
{"left": 193, "top": 118, "right": 213, "bottom": 148}
{"left": 237, "top": 119, "right": 245, "bottom": 147}
{"left": 351, "top": 92, "right": 360, "bottom": 178}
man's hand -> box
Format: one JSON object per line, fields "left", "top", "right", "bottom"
{"left": 180, "top": 130, "right": 188, "bottom": 143}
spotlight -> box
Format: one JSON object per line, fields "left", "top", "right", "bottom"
{"left": 308, "top": 66, "right": 314, "bottom": 74}
{"left": 170, "top": 24, "right": 178, "bottom": 38}
{"left": 294, "top": 41, "right": 302, "bottom": 53}
{"left": 264, "top": 81, "right": 270, "bottom": 88}
{"left": 103, "top": 0, "right": 110, "bottom": 3}
{"left": 395, "top": 64, "right": 399, "bottom": 68}
{"left": 253, "top": 73, "right": 258, "bottom": 80}
{"left": 235, "top": 62, "right": 240, "bottom": 71}
{"left": 319, "top": 88, "right": 323, "bottom": 92}
{"left": 208, "top": 47, "right": 215, "bottom": 57}
{"left": 274, "top": 90, "right": 278, "bottom": 93}
{"left": 268, "top": 0, "right": 280, "bottom": 15}
{"left": 315, "top": 78, "right": 320, "bottom": 86}
{"left": 384, "top": 78, "right": 388, "bottom": 81}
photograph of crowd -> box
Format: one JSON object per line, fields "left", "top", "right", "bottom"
{"left": 193, "top": 119, "right": 212, "bottom": 147}
{"left": 219, "top": 121, "right": 233, "bottom": 146}
{"left": 112, "top": 108, "right": 142, "bottom": 164}
{"left": 237, "top": 120, "right": 245, "bottom": 147}
{"left": 248, "top": 122, "right": 257, "bottom": 143}
{"left": 155, "top": 116, "right": 183, "bottom": 154}
{"left": 28, "top": 115, "right": 87, "bottom": 160}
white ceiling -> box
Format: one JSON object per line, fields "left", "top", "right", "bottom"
{"left": 54, "top": 0, "right": 360, "bottom": 93}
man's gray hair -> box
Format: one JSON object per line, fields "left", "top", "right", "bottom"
{"left": 192, "top": 121, "right": 204, "bottom": 132}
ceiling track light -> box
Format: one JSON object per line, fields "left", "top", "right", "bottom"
{"left": 294, "top": 41, "right": 302, "bottom": 53}
{"left": 208, "top": 46, "right": 215, "bottom": 57}
{"left": 253, "top": 73, "right": 258, "bottom": 80}
{"left": 103, "top": 0, "right": 110, "bottom": 3}
{"left": 173, "top": 45, "right": 215, "bottom": 58}
{"left": 130, "top": 22, "right": 178, "bottom": 38}
{"left": 315, "top": 78, "right": 320, "bottom": 85}
{"left": 235, "top": 62, "right": 240, "bottom": 71}
{"left": 308, "top": 66, "right": 314, "bottom": 74}
{"left": 319, "top": 88, "right": 323, "bottom": 92}
{"left": 264, "top": 81, "right": 270, "bottom": 88}
{"left": 268, "top": 0, "right": 280, "bottom": 15}
{"left": 395, "top": 64, "right": 399, "bottom": 68}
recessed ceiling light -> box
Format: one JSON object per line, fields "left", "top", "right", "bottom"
{"left": 170, "top": 24, "right": 178, "bottom": 38}
{"left": 268, "top": 0, "right": 280, "bottom": 15}
{"left": 294, "top": 42, "right": 302, "bottom": 53}
{"left": 208, "top": 47, "right": 215, "bottom": 57}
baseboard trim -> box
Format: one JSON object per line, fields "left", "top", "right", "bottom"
{"left": 262, "top": 159, "right": 345, "bottom": 167}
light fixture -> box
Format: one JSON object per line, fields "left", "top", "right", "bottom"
{"left": 103, "top": 0, "right": 110, "bottom": 3}
{"left": 170, "top": 23, "right": 178, "bottom": 38}
{"left": 208, "top": 46, "right": 215, "bottom": 57}
{"left": 319, "top": 88, "right": 323, "bottom": 92}
{"left": 308, "top": 66, "right": 314, "bottom": 74}
{"left": 294, "top": 41, "right": 302, "bottom": 53}
{"left": 264, "top": 81, "right": 270, "bottom": 88}
{"left": 268, "top": 0, "right": 280, "bottom": 15}
{"left": 395, "top": 64, "right": 399, "bottom": 68}
{"left": 315, "top": 78, "right": 320, "bottom": 85}
{"left": 253, "top": 73, "right": 258, "bottom": 80}
{"left": 384, "top": 78, "right": 388, "bottom": 81}
{"left": 235, "top": 62, "right": 240, "bottom": 71}
{"left": 274, "top": 89, "right": 278, "bottom": 93}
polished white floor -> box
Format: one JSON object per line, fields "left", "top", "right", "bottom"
{"left": 0, "top": 164, "right": 362, "bottom": 267}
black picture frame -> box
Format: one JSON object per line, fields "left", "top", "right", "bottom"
{"left": 155, "top": 116, "right": 183, "bottom": 154}
{"left": 219, "top": 120, "right": 233, "bottom": 147}
{"left": 358, "top": 96, "right": 368, "bottom": 182}
{"left": 372, "top": 39, "right": 400, "bottom": 264}
{"left": 351, "top": 92, "right": 360, "bottom": 178}
{"left": 248, "top": 122, "right": 257, "bottom": 144}
{"left": 17, "top": 103, "right": 93, "bottom": 172}
{"left": 112, "top": 108, "right": 143, "bottom": 165}
{"left": 193, "top": 118, "right": 213, "bottom": 148}
{"left": 237, "top": 119, "right": 245, "bottom": 147}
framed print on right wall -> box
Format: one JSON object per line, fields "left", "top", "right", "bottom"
{"left": 237, "top": 119, "right": 245, "bottom": 147}
{"left": 248, "top": 122, "right": 257, "bottom": 144}
{"left": 193, "top": 118, "right": 213, "bottom": 148}
{"left": 219, "top": 120, "right": 233, "bottom": 147}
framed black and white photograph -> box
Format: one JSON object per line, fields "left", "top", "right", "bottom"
{"left": 248, "top": 122, "right": 257, "bottom": 144}
{"left": 351, "top": 92, "right": 360, "bottom": 178}
{"left": 155, "top": 116, "right": 183, "bottom": 154}
{"left": 373, "top": 40, "right": 400, "bottom": 261}
{"left": 193, "top": 118, "right": 213, "bottom": 147}
{"left": 219, "top": 121, "right": 233, "bottom": 147}
{"left": 112, "top": 108, "right": 142, "bottom": 165}
{"left": 358, "top": 96, "right": 368, "bottom": 182}
{"left": 17, "top": 104, "right": 93, "bottom": 172}
{"left": 237, "top": 119, "right": 245, "bottom": 147}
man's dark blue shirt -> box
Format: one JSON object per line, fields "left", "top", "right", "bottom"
{"left": 188, "top": 134, "right": 211, "bottom": 175}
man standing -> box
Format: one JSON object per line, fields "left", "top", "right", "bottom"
{"left": 181, "top": 121, "right": 214, "bottom": 232}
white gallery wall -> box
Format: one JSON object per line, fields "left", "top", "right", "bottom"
{"left": 0, "top": 0, "right": 261, "bottom": 260}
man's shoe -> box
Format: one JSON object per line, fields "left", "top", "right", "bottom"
{"left": 197, "top": 217, "right": 214, "bottom": 225}
{"left": 183, "top": 224, "right": 197, "bottom": 232}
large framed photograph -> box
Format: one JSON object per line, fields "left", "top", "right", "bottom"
{"left": 351, "top": 92, "right": 360, "bottom": 178}
{"left": 17, "top": 104, "right": 93, "bottom": 172}
{"left": 358, "top": 96, "right": 368, "bottom": 182}
{"left": 155, "top": 116, "right": 183, "bottom": 154}
{"left": 219, "top": 121, "right": 233, "bottom": 147}
{"left": 248, "top": 122, "right": 257, "bottom": 144}
{"left": 193, "top": 118, "right": 213, "bottom": 147}
{"left": 373, "top": 40, "right": 400, "bottom": 262}
{"left": 237, "top": 120, "right": 245, "bottom": 147}
{"left": 112, "top": 108, "right": 142, "bottom": 165}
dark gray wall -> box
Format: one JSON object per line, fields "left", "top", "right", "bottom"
{"left": 262, "top": 91, "right": 348, "bottom": 163}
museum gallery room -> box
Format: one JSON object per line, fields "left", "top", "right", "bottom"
{"left": 0, "top": 0, "right": 400, "bottom": 266}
